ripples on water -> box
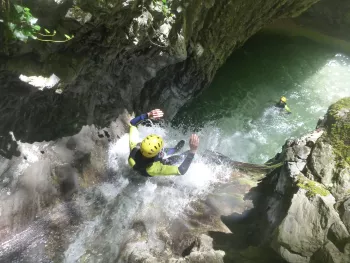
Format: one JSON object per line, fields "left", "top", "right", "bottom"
{"left": 173, "top": 37, "right": 350, "bottom": 164}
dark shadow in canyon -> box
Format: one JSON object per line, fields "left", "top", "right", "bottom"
{"left": 208, "top": 168, "right": 296, "bottom": 263}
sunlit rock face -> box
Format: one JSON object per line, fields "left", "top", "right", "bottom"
{"left": 0, "top": 0, "right": 320, "bottom": 157}
{"left": 19, "top": 74, "right": 60, "bottom": 89}
{"left": 235, "top": 98, "right": 350, "bottom": 263}
{"left": 0, "top": 113, "right": 129, "bottom": 262}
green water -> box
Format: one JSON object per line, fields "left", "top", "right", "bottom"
{"left": 173, "top": 34, "right": 350, "bottom": 164}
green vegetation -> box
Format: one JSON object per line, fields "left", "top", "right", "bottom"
{"left": 297, "top": 175, "right": 330, "bottom": 198}
{"left": 326, "top": 97, "right": 350, "bottom": 165}
{"left": 153, "top": 0, "right": 172, "bottom": 17}
{"left": 161, "top": 0, "right": 171, "bottom": 17}
{"left": 1, "top": 3, "right": 74, "bottom": 43}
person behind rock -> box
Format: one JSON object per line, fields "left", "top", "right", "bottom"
{"left": 275, "top": 96, "right": 292, "bottom": 114}
{"left": 128, "top": 109, "right": 199, "bottom": 177}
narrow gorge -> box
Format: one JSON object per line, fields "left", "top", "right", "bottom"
{"left": 0, "top": 0, "right": 349, "bottom": 262}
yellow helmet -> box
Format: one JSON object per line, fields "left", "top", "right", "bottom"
{"left": 280, "top": 96, "right": 287, "bottom": 103}
{"left": 140, "top": 134, "right": 164, "bottom": 158}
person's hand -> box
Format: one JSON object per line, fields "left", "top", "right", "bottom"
{"left": 189, "top": 134, "right": 199, "bottom": 153}
{"left": 147, "top": 109, "right": 164, "bottom": 120}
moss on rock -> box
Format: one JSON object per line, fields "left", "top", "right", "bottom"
{"left": 325, "top": 97, "right": 350, "bottom": 164}
{"left": 296, "top": 175, "right": 330, "bottom": 198}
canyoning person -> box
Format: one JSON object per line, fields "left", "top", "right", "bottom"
{"left": 128, "top": 109, "right": 199, "bottom": 177}
{"left": 275, "top": 96, "right": 292, "bottom": 114}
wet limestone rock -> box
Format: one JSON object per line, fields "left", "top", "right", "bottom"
{"left": 0, "top": 113, "right": 129, "bottom": 253}
{"left": 65, "top": 6, "right": 92, "bottom": 25}
{"left": 169, "top": 235, "right": 225, "bottom": 263}
{"left": 265, "top": 98, "right": 350, "bottom": 263}
{"left": 0, "top": 160, "right": 57, "bottom": 238}
{"left": 309, "top": 98, "right": 350, "bottom": 199}
{"left": 324, "top": 98, "right": 350, "bottom": 164}
{"left": 221, "top": 98, "right": 350, "bottom": 263}
{"left": 340, "top": 198, "right": 350, "bottom": 238}
{"left": 309, "top": 140, "right": 336, "bottom": 186}
{"left": 271, "top": 190, "right": 349, "bottom": 262}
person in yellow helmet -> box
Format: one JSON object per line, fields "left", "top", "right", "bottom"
{"left": 128, "top": 109, "right": 199, "bottom": 177}
{"left": 275, "top": 96, "right": 292, "bottom": 114}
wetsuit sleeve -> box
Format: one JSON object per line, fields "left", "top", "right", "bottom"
{"left": 146, "top": 161, "right": 181, "bottom": 176}
{"left": 146, "top": 152, "right": 195, "bottom": 176}
{"left": 129, "top": 125, "right": 139, "bottom": 151}
{"left": 129, "top": 113, "right": 149, "bottom": 150}
{"left": 285, "top": 105, "right": 292, "bottom": 113}
{"left": 130, "top": 113, "right": 148, "bottom": 126}
{"left": 178, "top": 152, "right": 195, "bottom": 175}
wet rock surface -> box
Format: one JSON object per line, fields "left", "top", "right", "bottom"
{"left": 0, "top": 94, "right": 348, "bottom": 263}
{"left": 229, "top": 98, "right": 350, "bottom": 263}
{"left": 0, "top": 118, "right": 278, "bottom": 262}
{"left": 0, "top": 112, "right": 129, "bottom": 262}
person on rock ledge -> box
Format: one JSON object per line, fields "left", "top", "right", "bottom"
{"left": 275, "top": 96, "right": 292, "bottom": 114}
{"left": 128, "top": 109, "right": 199, "bottom": 177}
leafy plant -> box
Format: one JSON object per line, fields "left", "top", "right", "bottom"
{"left": 153, "top": 0, "right": 172, "bottom": 17}
{"left": 10, "top": 5, "right": 38, "bottom": 41}
{"left": 1, "top": 4, "right": 74, "bottom": 43}
{"left": 161, "top": 0, "right": 170, "bottom": 16}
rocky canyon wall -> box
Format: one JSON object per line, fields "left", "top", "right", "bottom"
{"left": 227, "top": 98, "right": 350, "bottom": 263}
{"left": 0, "top": 0, "right": 320, "bottom": 157}
{"left": 295, "top": 0, "right": 350, "bottom": 42}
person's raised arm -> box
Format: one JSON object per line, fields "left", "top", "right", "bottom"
{"left": 146, "top": 134, "right": 199, "bottom": 176}
{"left": 130, "top": 109, "right": 164, "bottom": 126}
{"left": 178, "top": 134, "right": 199, "bottom": 175}
{"left": 129, "top": 109, "right": 164, "bottom": 150}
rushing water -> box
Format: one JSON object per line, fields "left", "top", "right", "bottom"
{"left": 2, "top": 34, "right": 350, "bottom": 262}
{"left": 62, "top": 34, "right": 350, "bottom": 262}
{"left": 173, "top": 34, "right": 350, "bottom": 164}
{"left": 63, "top": 125, "right": 233, "bottom": 262}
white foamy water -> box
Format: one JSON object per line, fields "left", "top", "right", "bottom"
{"left": 63, "top": 124, "right": 232, "bottom": 262}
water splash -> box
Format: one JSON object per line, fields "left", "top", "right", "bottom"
{"left": 64, "top": 36, "right": 350, "bottom": 262}
{"left": 63, "top": 123, "right": 233, "bottom": 262}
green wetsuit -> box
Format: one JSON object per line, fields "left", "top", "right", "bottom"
{"left": 128, "top": 113, "right": 195, "bottom": 177}
{"left": 275, "top": 101, "right": 292, "bottom": 113}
